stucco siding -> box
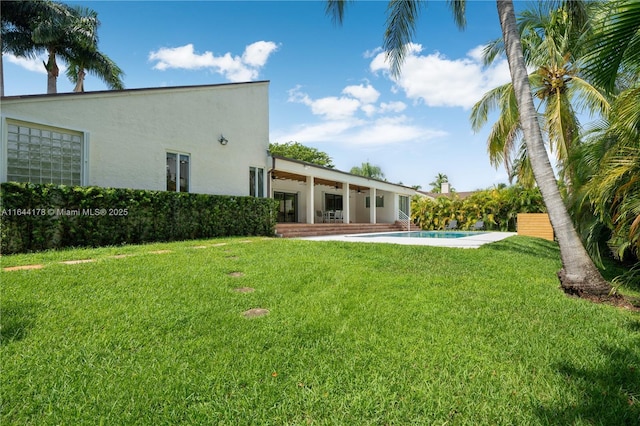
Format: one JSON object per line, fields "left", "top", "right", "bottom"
{"left": 1, "top": 82, "right": 269, "bottom": 196}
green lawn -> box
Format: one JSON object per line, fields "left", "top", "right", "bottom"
{"left": 1, "top": 237, "right": 639, "bottom": 425}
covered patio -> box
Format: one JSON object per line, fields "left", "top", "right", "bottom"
{"left": 268, "top": 155, "right": 418, "bottom": 226}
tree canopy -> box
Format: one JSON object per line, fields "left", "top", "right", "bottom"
{"left": 350, "top": 162, "right": 385, "bottom": 180}
{"left": 269, "top": 142, "right": 334, "bottom": 168}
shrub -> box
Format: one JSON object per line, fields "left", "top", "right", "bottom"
{"left": 0, "top": 183, "right": 278, "bottom": 254}
{"left": 412, "top": 186, "right": 545, "bottom": 231}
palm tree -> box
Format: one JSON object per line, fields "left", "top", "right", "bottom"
{"left": 470, "top": 3, "right": 609, "bottom": 189}
{"left": 428, "top": 173, "right": 449, "bottom": 193}
{"left": 65, "top": 42, "right": 124, "bottom": 92}
{"left": 2, "top": 1, "right": 123, "bottom": 94}
{"left": 350, "top": 162, "right": 385, "bottom": 180}
{"left": 1, "top": 0, "right": 48, "bottom": 96}
{"left": 581, "top": 0, "right": 640, "bottom": 94}
{"left": 327, "top": 0, "right": 612, "bottom": 296}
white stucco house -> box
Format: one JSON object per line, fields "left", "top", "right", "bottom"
{"left": 1, "top": 81, "right": 418, "bottom": 226}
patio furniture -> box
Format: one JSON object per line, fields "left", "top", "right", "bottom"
{"left": 316, "top": 210, "right": 324, "bottom": 223}
{"left": 446, "top": 220, "right": 458, "bottom": 230}
{"left": 473, "top": 220, "right": 485, "bottom": 230}
{"left": 334, "top": 210, "right": 343, "bottom": 223}
{"left": 324, "top": 210, "right": 335, "bottom": 223}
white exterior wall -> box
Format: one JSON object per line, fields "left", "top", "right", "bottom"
{"left": 1, "top": 82, "right": 269, "bottom": 196}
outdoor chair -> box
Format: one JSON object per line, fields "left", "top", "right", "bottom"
{"left": 316, "top": 210, "right": 324, "bottom": 223}
{"left": 334, "top": 210, "right": 344, "bottom": 223}
{"left": 473, "top": 220, "right": 485, "bottom": 230}
{"left": 445, "top": 220, "right": 458, "bottom": 230}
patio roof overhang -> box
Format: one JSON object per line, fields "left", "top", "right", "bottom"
{"left": 270, "top": 155, "right": 416, "bottom": 196}
{"left": 272, "top": 170, "right": 372, "bottom": 192}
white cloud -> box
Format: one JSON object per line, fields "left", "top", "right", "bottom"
{"left": 148, "top": 41, "right": 279, "bottom": 82}
{"left": 282, "top": 84, "right": 446, "bottom": 147}
{"left": 5, "top": 53, "right": 67, "bottom": 75}
{"left": 370, "top": 43, "right": 511, "bottom": 109}
{"left": 342, "top": 83, "right": 380, "bottom": 104}
{"left": 242, "top": 41, "right": 279, "bottom": 67}
{"left": 379, "top": 101, "right": 407, "bottom": 113}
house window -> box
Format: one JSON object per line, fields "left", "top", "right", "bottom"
{"left": 249, "top": 167, "right": 264, "bottom": 197}
{"left": 325, "top": 193, "right": 343, "bottom": 211}
{"left": 6, "top": 121, "right": 83, "bottom": 185}
{"left": 399, "top": 196, "right": 410, "bottom": 215}
{"left": 166, "top": 152, "right": 189, "bottom": 192}
{"left": 366, "top": 195, "right": 384, "bottom": 208}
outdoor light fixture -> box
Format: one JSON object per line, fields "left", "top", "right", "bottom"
{"left": 218, "top": 135, "right": 228, "bottom": 145}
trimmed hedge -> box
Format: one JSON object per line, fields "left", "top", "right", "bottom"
{"left": 0, "top": 182, "right": 278, "bottom": 254}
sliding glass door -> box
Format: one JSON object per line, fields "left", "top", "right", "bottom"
{"left": 274, "top": 192, "right": 298, "bottom": 223}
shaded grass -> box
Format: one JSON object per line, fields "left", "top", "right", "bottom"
{"left": 1, "top": 236, "right": 639, "bottom": 425}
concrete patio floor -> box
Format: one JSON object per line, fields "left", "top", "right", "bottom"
{"left": 300, "top": 231, "right": 517, "bottom": 248}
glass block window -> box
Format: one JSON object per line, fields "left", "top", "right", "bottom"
{"left": 6, "top": 121, "right": 83, "bottom": 185}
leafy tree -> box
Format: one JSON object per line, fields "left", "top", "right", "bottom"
{"left": 269, "top": 142, "right": 334, "bottom": 168}
{"left": 326, "top": 0, "right": 612, "bottom": 296}
{"left": 350, "top": 162, "right": 385, "bottom": 180}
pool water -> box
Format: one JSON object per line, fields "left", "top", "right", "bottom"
{"left": 353, "top": 231, "right": 487, "bottom": 239}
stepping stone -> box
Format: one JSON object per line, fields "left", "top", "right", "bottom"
{"left": 111, "top": 254, "right": 133, "bottom": 259}
{"left": 61, "top": 259, "right": 96, "bottom": 265}
{"left": 243, "top": 308, "right": 269, "bottom": 318}
{"left": 233, "top": 287, "right": 255, "bottom": 293}
{"left": 149, "top": 250, "right": 172, "bottom": 254}
{"left": 228, "top": 271, "right": 244, "bottom": 277}
{"left": 191, "top": 245, "right": 208, "bottom": 249}
{"left": 211, "top": 243, "right": 227, "bottom": 247}
{"left": 3, "top": 264, "right": 44, "bottom": 272}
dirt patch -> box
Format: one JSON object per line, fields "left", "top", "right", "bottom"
{"left": 569, "top": 293, "right": 640, "bottom": 312}
{"left": 149, "top": 250, "right": 172, "bottom": 255}
{"left": 233, "top": 287, "right": 255, "bottom": 293}
{"left": 60, "top": 259, "right": 96, "bottom": 265}
{"left": 3, "top": 264, "right": 44, "bottom": 272}
{"left": 191, "top": 245, "right": 208, "bottom": 249}
{"left": 243, "top": 308, "right": 269, "bottom": 318}
{"left": 228, "top": 271, "right": 244, "bottom": 277}
{"left": 111, "top": 254, "right": 133, "bottom": 259}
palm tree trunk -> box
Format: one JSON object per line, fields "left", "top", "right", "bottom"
{"left": 73, "top": 68, "right": 86, "bottom": 92}
{"left": 45, "top": 49, "right": 59, "bottom": 94}
{"left": 496, "top": 0, "right": 611, "bottom": 296}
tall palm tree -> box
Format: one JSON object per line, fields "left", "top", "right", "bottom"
{"left": 327, "top": 0, "right": 612, "bottom": 295}
{"left": 428, "top": 173, "right": 450, "bottom": 193}
{"left": 3, "top": 0, "right": 123, "bottom": 94}
{"left": 470, "top": 3, "right": 609, "bottom": 189}
{"left": 65, "top": 40, "right": 124, "bottom": 92}
{"left": 1, "top": 0, "right": 48, "bottom": 96}
{"left": 350, "top": 162, "right": 385, "bottom": 180}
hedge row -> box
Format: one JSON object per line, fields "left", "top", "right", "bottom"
{"left": 412, "top": 186, "right": 546, "bottom": 231}
{"left": 0, "top": 182, "right": 279, "bottom": 254}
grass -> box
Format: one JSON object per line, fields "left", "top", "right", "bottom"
{"left": 1, "top": 236, "right": 639, "bottom": 425}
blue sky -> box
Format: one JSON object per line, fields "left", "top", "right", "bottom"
{"left": 4, "top": 0, "right": 523, "bottom": 191}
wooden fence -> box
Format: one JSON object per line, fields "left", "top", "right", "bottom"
{"left": 517, "top": 213, "right": 554, "bottom": 241}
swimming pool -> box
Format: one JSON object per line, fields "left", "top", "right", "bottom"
{"left": 352, "top": 231, "right": 487, "bottom": 239}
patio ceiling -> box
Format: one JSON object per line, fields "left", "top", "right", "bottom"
{"left": 271, "top": 170, "right": 369, "bottom": 192}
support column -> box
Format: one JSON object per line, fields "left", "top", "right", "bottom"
{"left": 369, "top": 187, "right": 377, "bottom": 224}
{"left": 306, "top": 175, "right": 315, "bottom": 224}
{"left": 343, "top": 183, "right": 350, "bottom": 224}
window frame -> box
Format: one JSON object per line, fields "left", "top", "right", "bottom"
{"left": 249, "top": 166, "right": 265, "bottom": 197}
{"left": 166, "top": 151, "right": 190, "bottom": 193}
{"left": 1, "top": 117, "right": 88, "bottom": 185}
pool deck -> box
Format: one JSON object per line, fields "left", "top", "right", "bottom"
{"left": 300, "top": 231, "right": 517, "bottom": 248}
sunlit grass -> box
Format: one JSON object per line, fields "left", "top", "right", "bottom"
{"left": 2, "top": 237, "right": 638, "bottom": 424}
